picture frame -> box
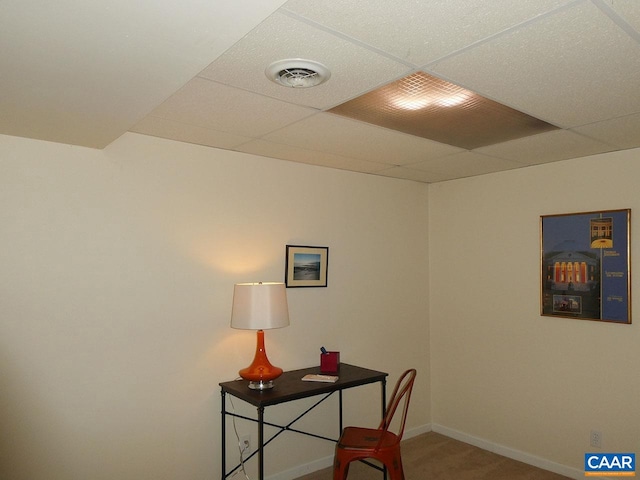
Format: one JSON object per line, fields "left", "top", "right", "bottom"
{"left": 285, "top": 245, "right": 329, "bottom": 288}
{"left": 540, "top": 209, "right": 631, "bottom": 324}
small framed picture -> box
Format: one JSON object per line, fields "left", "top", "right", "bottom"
{"left": 285, "top": 245, "right": 329, "bottom": 288}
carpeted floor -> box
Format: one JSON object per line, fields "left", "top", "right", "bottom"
{"left": 295, "top": 432, "right": 570, "bottom": 480}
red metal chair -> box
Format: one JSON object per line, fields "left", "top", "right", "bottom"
{"left": 332, "top": 369, "right": 417, "bottom": 480}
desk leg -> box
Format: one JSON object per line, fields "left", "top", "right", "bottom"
{"left": 381, "top": 379, "right": 387, "bottom": 480}
{"left": 338, "top": 390, "right": 343, "bottom": 434}
{"left": 221, "top": 390, "right": 226, "bottom": 480}
{"left": 258, "top": 405, "right": 265, "bottom": 480}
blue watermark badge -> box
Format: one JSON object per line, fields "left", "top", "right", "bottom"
{"left": 585, "top": 453, "right": 635, "bottom": 477}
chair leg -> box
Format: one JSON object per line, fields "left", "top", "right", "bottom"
{"left": 333, "top": 454, "right": 350, "bottom": 480}
{"left": 383, "top": 451, "right": 404, "bottom": 480}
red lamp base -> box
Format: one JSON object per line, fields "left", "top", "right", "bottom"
{"left": 239, "top": 329, "right": 283, "bottom": 390}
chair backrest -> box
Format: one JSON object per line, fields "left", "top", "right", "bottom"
{"left": 378, "top": 369, "right": 417, "bottom": 441}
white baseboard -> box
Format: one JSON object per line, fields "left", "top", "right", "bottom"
{"left": 265, "top": 424, "right": 433, "bottom": 480}
{"left": 431, "top": 424, "right": 586, "bottom": 480}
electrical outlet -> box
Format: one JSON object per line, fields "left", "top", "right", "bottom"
{"left": 590, "top": 430, "right": 602, "bottom": 448}
{"left": 240, "top": 434, "right": 251, "bottom": 458}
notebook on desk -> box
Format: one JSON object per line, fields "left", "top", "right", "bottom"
{"left": 302, "top": 374, "right": 338, "bottom": 383}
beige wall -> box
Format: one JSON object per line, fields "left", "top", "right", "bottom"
{"left": 429, "top": 148, "right": 640, "bottom": 475}
{"left": 4, "top": 130, "right": 638, "bottom": 480}
{"left": 0, "top": 133, "right": 430, "bottom": 480}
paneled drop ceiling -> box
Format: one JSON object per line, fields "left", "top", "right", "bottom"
{"left": 2, "top": 0, "right": 640, "bottom": 183}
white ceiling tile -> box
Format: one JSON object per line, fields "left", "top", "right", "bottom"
{"left": 131, "top": 116, "right": 252, "bottom": 149}
{"left": 237, "top": 139, "right": 390, "bottom": 173}
{"left": 262, "top": 113, "right": 463, "bottom": 165}
{"left": 601, "top": 0, "right": 640, "bottom": 32}
{"left": 145, "top": 78, "right": 317, "bottom": 137}
{"left": 0, "top": 0, "right": 288, "bottom": 148}
{"left": 373, "top": 166, "right": 451, "bottom": 183}
{"left": 198, "top": 12, "right": 411, "bottom": 109}
{"left": 282, "top": 0, "right": 575, "bottom": 66}
{"left": 571, "top": 114, "right": 640, "bottom": 150}
{"left": 408, "top": 152, "right": 521, "bottom": 178}
{"left": 475, "top": 130, "right": 615, "bottom": 165}
{"left": 432, "top": 1, "right": 640, "bottom": 128}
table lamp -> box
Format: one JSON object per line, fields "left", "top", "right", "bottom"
{"left": 230, "top": 282, "right": 290, "bottom": 390}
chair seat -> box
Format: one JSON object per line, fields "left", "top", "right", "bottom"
{"left": 338, "top": 426, "right": 400, "bottom": 451}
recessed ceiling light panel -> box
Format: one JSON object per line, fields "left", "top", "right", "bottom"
{"left": 329, "top": 71, "right": 558, "bottom": 149}
{"left": 265, "top": 59, "right": 331, "bottom": 88}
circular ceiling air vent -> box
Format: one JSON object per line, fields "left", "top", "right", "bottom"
{"left": 265, "top": 59, "right": 331, "bottom": 88}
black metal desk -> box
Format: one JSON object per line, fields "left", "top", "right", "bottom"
{"left": 220, "top": 363, "right": 388, "bottom": 480}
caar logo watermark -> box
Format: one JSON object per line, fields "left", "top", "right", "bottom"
{"left": 585, "top": 453, "right": 635, "bottom": 476}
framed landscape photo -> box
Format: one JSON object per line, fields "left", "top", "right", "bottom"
{"left": 540, "top": 209, "right": 631, "bottom": 324}
{"left": 285, "top": 245, "right": 328, "bottom": 288}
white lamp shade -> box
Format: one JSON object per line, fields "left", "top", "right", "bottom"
{"left": 230, "top": 282, "right": 290, "bottom": 330}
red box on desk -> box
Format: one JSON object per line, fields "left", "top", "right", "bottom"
{"left": 320, "top": 352, "right": 340, "bottom": 374}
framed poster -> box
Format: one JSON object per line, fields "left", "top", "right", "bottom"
{"left": 540, "top": 209, "right": 631, "bottom": 323}
{"left": 285, "top": 245, "right": 328, "bottom": 288}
